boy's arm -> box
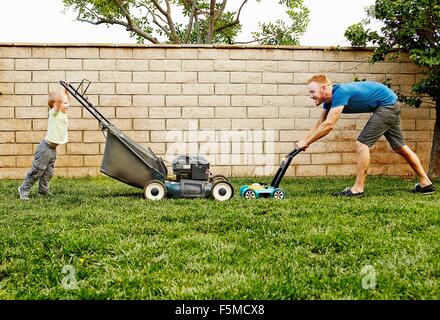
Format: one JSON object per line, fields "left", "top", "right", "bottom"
{"left": 63, "top": 81, "right": 72, "bottom": 103}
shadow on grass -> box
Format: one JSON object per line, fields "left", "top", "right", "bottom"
{"left": 95, "top": 191, "right": 144, "bottom": 199}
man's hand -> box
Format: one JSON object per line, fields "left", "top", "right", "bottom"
{"left": 282, "top": 142, "right": 307, "bottom": 161}
{"left": 296, "top": 140, "right": 309, "bottom": 151}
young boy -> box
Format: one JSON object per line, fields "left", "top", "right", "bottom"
{"left": 18, "top": 82, "right": 71, "bottom": 200}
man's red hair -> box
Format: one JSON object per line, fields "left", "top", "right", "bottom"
{"left": 307, "top": 74, "right": 332, "bottom": 86}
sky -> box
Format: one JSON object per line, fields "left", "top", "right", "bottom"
{"left": 0, "top": 0, "right": 376, "bottom": 46}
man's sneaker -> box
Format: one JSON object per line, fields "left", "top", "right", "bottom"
{"left": 332, "top": 187, "right": 364, "bottom": 198}
{"left": 412, "top": 183, "right": 435, "bottom": 195}
{"left": 37, "top": 191, "right": 51, "bottom": 197}
{"left": 18, "top": 186, "right": 29, "bottom": 200}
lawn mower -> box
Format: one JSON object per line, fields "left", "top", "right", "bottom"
{"left": 239, "top": 148, "right": 303, "bottom": 199}
{"left": 60, "top": 80, "right": 234, "bottom": 201}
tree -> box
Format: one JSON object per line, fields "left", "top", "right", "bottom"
{"left": 62, "top": 0, "right": 309, "bottom": 45}
{"left": 251, "top": 0, "right": 309, "bottom": 45}
{"left": 345, "top": 0, "right": 440, "bottom": 178}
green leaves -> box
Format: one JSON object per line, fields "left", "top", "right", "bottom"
{"left": 410, "top": 48, "right": 440, "bottom": 68}
{"left": 345, "top": 0, "right": 440, "bottom": 105}
{"left": 344, "top": 23, "right": 369, "bottom": 47}
{"left": 252, "top": 0, "right": 309, "bottom": 45}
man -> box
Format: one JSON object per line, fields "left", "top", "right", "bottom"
{"left": 296, "top": 74, "right": 435, "bottom": 197}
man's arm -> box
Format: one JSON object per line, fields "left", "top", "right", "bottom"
{"left": 305, "top": 108, "right": 330, "bottom": 141}
{"left": 297, "top": 106, "right": 344, "bottom": 150}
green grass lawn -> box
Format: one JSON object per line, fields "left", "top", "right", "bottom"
{"left": 0, "top": 176, "right": 439, "bottom": 300}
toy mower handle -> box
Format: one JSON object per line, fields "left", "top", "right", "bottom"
{"left": 270, "top": 147, "right": 304, "bottom": 188}
{"left": 287, "top": 147, "right": 304, "bottom": 158}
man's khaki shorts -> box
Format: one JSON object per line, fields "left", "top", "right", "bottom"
{"left": 357, "top": 102, "right": 405, "bottom": 149}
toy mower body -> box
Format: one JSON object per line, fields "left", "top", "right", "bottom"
{"left": 239, "top": 148, "right": 302, "bottom": 199}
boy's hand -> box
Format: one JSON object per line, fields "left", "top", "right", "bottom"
{"left": 61, "top": 80, "right": 72, "bottom": 103}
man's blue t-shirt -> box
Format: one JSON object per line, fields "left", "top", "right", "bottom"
{"left": 323, "top": 81, "right": 398, "bottom": 113}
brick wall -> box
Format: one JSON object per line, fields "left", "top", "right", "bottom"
{"left": 0, "top": 43, "right": 435, "bottom": 179}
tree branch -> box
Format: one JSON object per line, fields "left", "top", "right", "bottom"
{"left": 215, "top": 19, "right": 240, "bottom": 33}
{"left": 232, "top": 39, "right": 260, "bottom": 45}
{"left": 185, "top": 0, "right": 198, "bottom": 43}
{"left": 140, "top": 2, "right": 168, "bottom": 25}
{"left": 145, "top": 5, "right": 170, "bottom": 35}
{"left": 76, "top": 16, "right": 159, "bottom": 44}
{"left": 207, "top": 0, "right": 216, "bottom": 43}
{"left": 214, "top": 0, "right": 228, "bottom": 20}
{"left": 214, "top": 0, "right": 248, "bottom": 35}
{"left": 114, "top": 0, "right": 133, "bottom": 26}
{"left": 112, "top": 0, "right": 162, "bottom": 43}
{"left": 79, "top": 4, "right": 102, "bottom": 21}
{"left": 150, "top": 0, "right": 167, "bottom": 16}
{"left": 195, "top": 14, "right": 202, "bottom": 43}
{"left": 232, "top": 36, "right": 270, "bottom": 45}
{"left": 236, "top": 0, "right": 248, "bottom": 21}
{"left": 151, "top": 0, "right": 180, "bottom": 43}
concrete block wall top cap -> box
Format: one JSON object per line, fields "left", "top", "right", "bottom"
{"left": 0, "top": 42, "right": 374, "bottom": 51}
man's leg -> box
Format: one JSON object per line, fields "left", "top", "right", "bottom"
{"left": 393, "top": 145, "right": 432, "bottom": 187}
{"left": 383, "top": 106, "right": 433, "bottom": 189}
{"left": 352, "top": 141, "right": 370, "bottom": 193}
{"left": 347, "top": 107, "right": 390, "bottom": 195}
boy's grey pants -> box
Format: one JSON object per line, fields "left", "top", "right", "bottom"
{"left": 20, "top": 140, "right": 57, "bottom": 196}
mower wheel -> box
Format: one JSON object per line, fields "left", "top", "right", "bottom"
{"left": 272, "top": 188, "right": 285, "bottom": 199}
{"left": 211, "top": 174, "right": 229, "bottom": 183}
{"left": 144, "top": 180, "right": 167, "bottom": 200}
{"left": 243, "top": 188, "right": 257, "bottom": 199}
{"left": 211, "top": 180, "right": 234, "bottom": 201}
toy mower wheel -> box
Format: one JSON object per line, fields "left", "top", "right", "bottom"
{"left": 144, "top": 180, "right": 167, "bottom": 200}
{"left": 243, "top": 189, "right": 257, "bottom": 199}
{"left": 273, "top": 188, "right": 285, "bottom": 199}
{"left": 211, "top": 180, "right": 234, "bottom": 201}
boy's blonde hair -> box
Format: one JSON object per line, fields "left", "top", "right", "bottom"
{"left": 307, "top": 74, "right": 332, "bottom": 86}
{"left": 47, "top": 91, "right": 63, "bottom": 109}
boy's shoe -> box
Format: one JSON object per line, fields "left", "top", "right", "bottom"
{"left": 332, "top": 187, "right": 364, "bottom": 198}
{"left": 412, "top": 183, "right": 435, "bottom": 195}
{"left": 37, "top": 191, "right": 51, "bottom": 197}
{"left": 18, "top": 186, "right": 29, "bottom": 200}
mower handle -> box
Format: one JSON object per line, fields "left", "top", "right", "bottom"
{"left": 270, "top": 147, "right": 303, "bottom": 188}
{"left": 287, "top": 147, "right": 304, "bottom": 158}
{"left": 60, "top": 79, "right": 112, "bottom": 130}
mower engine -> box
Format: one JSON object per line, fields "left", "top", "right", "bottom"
{"left": 159, "top": 155, "right": 233, "bottom": 201}
{"left": 172, "top": 155, "right": 209, "bottom": 181}
{"left": 167, "top": 155, "right": 211, "bottom": 198}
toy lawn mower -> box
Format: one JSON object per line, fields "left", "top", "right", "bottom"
{"left": 60, "top": 80, "right": 234, "bottom": 201}
{"left": 239, "top": 148, "right": 303, "bottom": 199}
